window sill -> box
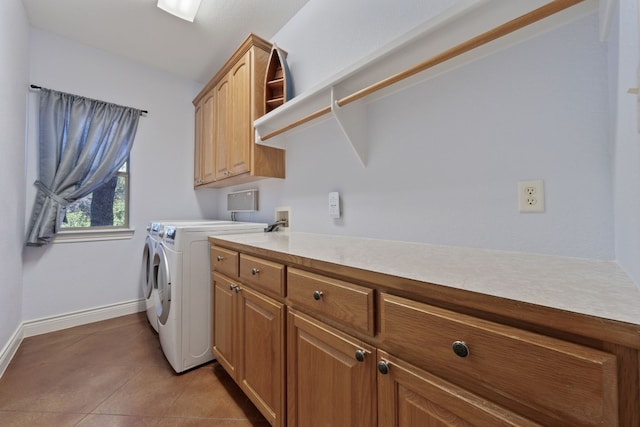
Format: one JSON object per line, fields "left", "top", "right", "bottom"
{"left": 53, "top": 228, "right": 135, "bottom": 244}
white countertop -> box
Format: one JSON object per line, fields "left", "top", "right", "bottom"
{"left": 211, "top": 232, "right": 640, "bottom": 327}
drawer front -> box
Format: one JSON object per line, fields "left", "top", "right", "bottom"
{"left": 239, "top": 254, "right": 285, "bottom": 297}
{"left": 288, "top": 268, "right": 374, "bottom": 336}
{"left": 211, "top": 246, "right": 239, "bottom": 278}
{"left": 379, "top": 293, "right": 618, "bottom": 427}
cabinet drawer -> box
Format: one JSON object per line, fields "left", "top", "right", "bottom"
{"left": 239, "top": 254, "right": 285, "bottom": 297}
{"left": 211, "top": 246, "right": 239, "bottom": 278}
{"left": 379, "top": 293, "right": 617, "bottom": 426}
{"left": 288, "top": 268, "right": 374, "bottom": 336}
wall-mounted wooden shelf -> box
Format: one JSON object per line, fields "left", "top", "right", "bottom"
{"left": 254, "top": 0, "right": 599, "bottom": 167}
{"left": 264, "top": 45, "right": 292, "bottom": 115}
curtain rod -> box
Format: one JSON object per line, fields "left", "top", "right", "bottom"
{"left": 29, "top": 84, "right": 148, "bottom": 116}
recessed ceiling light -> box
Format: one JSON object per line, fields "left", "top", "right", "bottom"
{"left": 157, "top": 0, "right": 203, "bottom": 22}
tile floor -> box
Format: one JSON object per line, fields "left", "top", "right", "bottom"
{"left": 0, "top": 313, "right": 269, "bottom": 426}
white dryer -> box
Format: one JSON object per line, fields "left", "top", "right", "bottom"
{"left": 154, "top": 221, "right": 266, "bottom": 373}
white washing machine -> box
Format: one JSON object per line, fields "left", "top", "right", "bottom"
{"left": 154, "top": 221, "right": 266, "bottom": 373}
{"left": 142, "top": 220, "right": 232, "bottom": 333}
{"left": 141, "top": 221, "right": 165, "bottom": 332}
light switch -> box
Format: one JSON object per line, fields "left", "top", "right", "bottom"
{"left": 328, "top": 192, "right": 340, "bottom": 218}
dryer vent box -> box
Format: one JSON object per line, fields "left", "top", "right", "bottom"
{"left": 227, "top": 189, "right": 258, "bottom": 212}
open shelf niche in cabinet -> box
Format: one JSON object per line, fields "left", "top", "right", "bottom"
{"left": 253, "top": 0, "right": 601, "bottom": 167}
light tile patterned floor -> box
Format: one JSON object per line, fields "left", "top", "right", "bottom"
{"left": 0, "top": 313, "right": 269, "bottom": 426}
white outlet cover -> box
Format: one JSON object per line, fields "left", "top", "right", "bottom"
{"left": 328, "top": 192, "right": 340, "bottom": 218}
{"left": 518, "top": 180, "right": 545, "bottom": 213}
{"left": 274, "top": 206, "right": 291, "bottom": 229}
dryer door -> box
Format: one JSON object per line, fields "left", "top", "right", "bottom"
{"left": 141, "top": 236, "right": 154, "bottom": 299}
{"left": 154, "top": 243, "right": 172, "bottom": 326}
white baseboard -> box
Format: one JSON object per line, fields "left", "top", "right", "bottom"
{"left": 23, "top": 298, "right": 146, "bottom": 338}
{"left": 0, "top": 299, "right": 145, "bottom": 378}
{"left": 0, "top": 323, "right": 24, "bottom": 378}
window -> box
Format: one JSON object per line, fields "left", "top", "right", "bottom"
{"left": 61, "top": 161, "right": 130, "bottom": 230}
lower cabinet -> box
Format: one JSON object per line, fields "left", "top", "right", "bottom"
{"left": 210, "top": 242, "right": 634, "bottom": 426}
{"left": 211, "top": 272, "right": 285, "bottom": 427}
{"left": 287, "top": 309, "right": 537, "bottom": 427}
{"left": 287, "top": 309, "right": 376, "bottom": 427}
{"left": 212, "top": 274, "right": 238, "bottom": 377}
{"left": 378, "top": 293, "right": 618, "bottom": 426}
{"left": 377, "top": 350, "right": 539, "bottom": 427}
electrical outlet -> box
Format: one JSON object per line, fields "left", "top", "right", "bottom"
{"left": 518, "top": 180, "right": 545, "bottom": 213}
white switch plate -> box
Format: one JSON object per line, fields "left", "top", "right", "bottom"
{"left": 518, "top": 180, "right": 545, "bottom": 213}
{"left": 328, "top": 192, "right": 340, "bottom": 218}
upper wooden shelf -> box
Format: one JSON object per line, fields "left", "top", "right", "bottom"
{"left": 254, "top": 0, "right": 600, "bottom": 167}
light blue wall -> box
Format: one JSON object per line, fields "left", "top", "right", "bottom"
{"left": 11, "top": 0, "right": 639, "bottom": 338}
{"left": 22, "top": 30, "right": 215, "bottom": 321}
{"left": 0, "top": 0, "right": 29, "bottom": 356}
{"left": 612, "top": 1, "right": 640, "bottom": 287}
{"left": 221, "top": 2, "right": 617, "bottom": 263}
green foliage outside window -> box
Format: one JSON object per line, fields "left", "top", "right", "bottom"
{"left": 62, "top": 170, "right": 128, "bottom": 229}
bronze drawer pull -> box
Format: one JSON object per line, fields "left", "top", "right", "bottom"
{"left": 216, "top": 255, "right": 224, "bottom": 261}
{"left": 452, "top": 340, "right": 470, "bottom": 358}
{"left": 312, "top": 290, "right": 323, "bottom": 300}
{"left": 251, "top": 268, "right": 260, "bottom": 275}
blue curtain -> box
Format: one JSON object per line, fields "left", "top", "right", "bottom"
{"left": 26, "top": 88, "right": 141, "bottom": 246}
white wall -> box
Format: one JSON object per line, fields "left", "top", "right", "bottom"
{"left": 612, "top": 1, "right": 640, "bottom": 286}
{"left": 273, "top": 0, "right": 458, "bottom": 95}
{"left": 0, "top": 0, "right": 29, "bottom": 352}
{"left": 220, "top": 1, "right": 615, "bottom": 261}
{"left": 22, "top": 29, "right": 219, "bottom": 321}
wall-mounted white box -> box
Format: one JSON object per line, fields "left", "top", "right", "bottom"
{"left": 227, "top": 189, "right": 258, "bottom": 212}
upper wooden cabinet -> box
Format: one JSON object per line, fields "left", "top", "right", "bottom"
{"left": 193, "top": 34, "right": 285, "bottom": 188}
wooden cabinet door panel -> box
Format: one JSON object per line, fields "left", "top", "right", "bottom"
{"left": 377, "top": 350, "right": 540, "bottom": 427}
{"left": 229, "top": 51, "right": 251, "bottom": 176}
{"left": 239, "top": 286, "right": 285, "bottom": 427}
{"left": 194, "top": 102, "right": 202, "bottom": 186}
{"left": 287, "top": 309, "right": 376, "bottom": 427}
{"left": 201, "top": 91, "right": 216, "bottom": 184}
{"left": 214, "top": 77, "right": 230, "bottom": 180}
{"left": 212, "top": 273, "right": 238, "bottom": 378}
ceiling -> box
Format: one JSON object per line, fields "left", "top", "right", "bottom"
{"left": 22, "top": 0, "right": 310, "bottom": 83}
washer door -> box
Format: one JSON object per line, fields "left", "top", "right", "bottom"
{"left": 154, "top": 243, "right": 171, "bottom": 326}
{"left": 141, "top": 236, "right": 154, "bottom": 299}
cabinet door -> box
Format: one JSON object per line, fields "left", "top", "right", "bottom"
{"left": 194, "top": 101, "right": 203, "bottom": 186}
{"left": 377, "top": 350, "right": 540, "bottom": 427}
{"left": 228, "top": 50, "right": 251, "bottom": 177}
{"left": 212, "top": 273, "right": 238, "bottom": 378}
{"left": 287, "top": 309, "right": 376, "bottom": 427}
{"left": 200, "top": 90, "right": 216, "bottom": 184}
{"left": 239, "top": 286, "right": 285, "bottom": 427}
{"left": 214, "top": 76, "right": 231, "bottom": 180}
